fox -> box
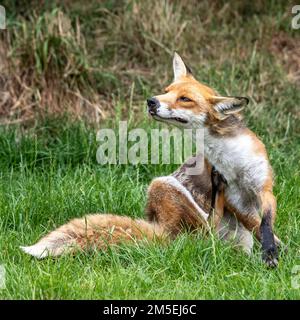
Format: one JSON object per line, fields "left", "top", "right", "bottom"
{"left": 146, "top": 52, "right": 281, "bottom": 267}
{"left": 20, "top": 154, "right": 254, "bottom": 259}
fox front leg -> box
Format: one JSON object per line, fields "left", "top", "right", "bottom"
{"left": 226, "top": 195, "right": 280, "bottom": 268}
{"left": 259, "top": 191, "right": 279, "bottom": 268}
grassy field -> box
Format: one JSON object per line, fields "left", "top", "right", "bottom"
{"left": 0, "top": 1, "right": 300, "bottom": 299}
{"left": 0, "top": 117, "right": 299, "bottom": 299}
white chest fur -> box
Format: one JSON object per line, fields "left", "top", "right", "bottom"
{"left": 204, "top": 130, "right": 269, "bottom": 214}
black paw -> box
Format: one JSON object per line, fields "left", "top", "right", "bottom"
{"left": 262, "top": 245, "right": 279, "bottom": 268}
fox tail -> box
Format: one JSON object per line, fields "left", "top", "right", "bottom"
{"left": 20, "top": 214, "right": 165, "bottom": 259}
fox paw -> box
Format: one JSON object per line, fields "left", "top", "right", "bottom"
{"left": 262, "top": 245, "right": 279, "bottom": 268}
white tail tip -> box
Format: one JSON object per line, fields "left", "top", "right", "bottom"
{"left": 20, "top": 244, "right": 50, "bottom": 259}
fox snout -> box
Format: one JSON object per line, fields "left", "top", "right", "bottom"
{"left": 147, "top": 97, "right": 160, "bottom": 115}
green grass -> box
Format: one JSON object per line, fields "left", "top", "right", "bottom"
{"left": 0, "top": 115, "right": 299, "bottom": 299}
{"left": 0, "top": 0, "right": 299, "bottom": 300}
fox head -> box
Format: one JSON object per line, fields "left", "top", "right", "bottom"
{"left": 147, "top": 53, "right": 249, "bottom": 132}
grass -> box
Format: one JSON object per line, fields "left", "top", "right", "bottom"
{"left": 0, "top": 0, "right": 299, "bottom": 299}
{"left": 0, "top": 115, "right": 299, "bottom": 299}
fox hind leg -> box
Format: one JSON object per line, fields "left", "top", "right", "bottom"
{"left": 146, "top": 176, "right": 210, "bottom": 236}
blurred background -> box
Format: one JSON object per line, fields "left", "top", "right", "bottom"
{"left": 0, "top": 0, "right": 299, "bottom": 129}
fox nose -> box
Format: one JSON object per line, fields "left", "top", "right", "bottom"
{"left": 147, "top": 97, "right": 159, "bottom": 114}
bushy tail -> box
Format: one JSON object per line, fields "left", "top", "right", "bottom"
{"left": 20, "top": 214, "right": 165, "bottom": 259}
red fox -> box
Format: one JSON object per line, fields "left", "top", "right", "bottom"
{"left": 146, "top": 53, "right": 281, "bottom": 267}
{"left": 20, "top": 154, "right": 253, "bottom": 259}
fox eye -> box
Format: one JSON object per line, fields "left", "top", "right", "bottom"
{"left": 178, "top": 96, "right": 192, "bottom": 102}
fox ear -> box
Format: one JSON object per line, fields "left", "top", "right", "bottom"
{"left": 212, "top": 96, "right": 249, "bottom": 118}
{"left": 173, "top": 52, "right": 188, "bottom": 81}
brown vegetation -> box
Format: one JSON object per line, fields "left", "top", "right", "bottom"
{"left": 0, "top": 0, "right": 298, "bottom": 125}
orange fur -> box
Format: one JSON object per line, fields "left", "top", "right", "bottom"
{"left": 148, "top": 53, "right": 280, "bottom": 266}
{"left": 154, "top": 64, "right": 276, "bottom": 228}
{"left": 20, "top": 170, "right": 227, "bottom": 258}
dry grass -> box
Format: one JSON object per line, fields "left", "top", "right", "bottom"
{"left": 0, "top": 8, "right": 109, "bottom": 125}
{"left": 0, "top": 0, "right": 299, "bottom": 125}
{"left": 270, "top": 31, "right": 300, "bottom": 84}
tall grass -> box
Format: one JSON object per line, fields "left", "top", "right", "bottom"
{"left": 0, "top": 0, "right": 299, "bottom": 125}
